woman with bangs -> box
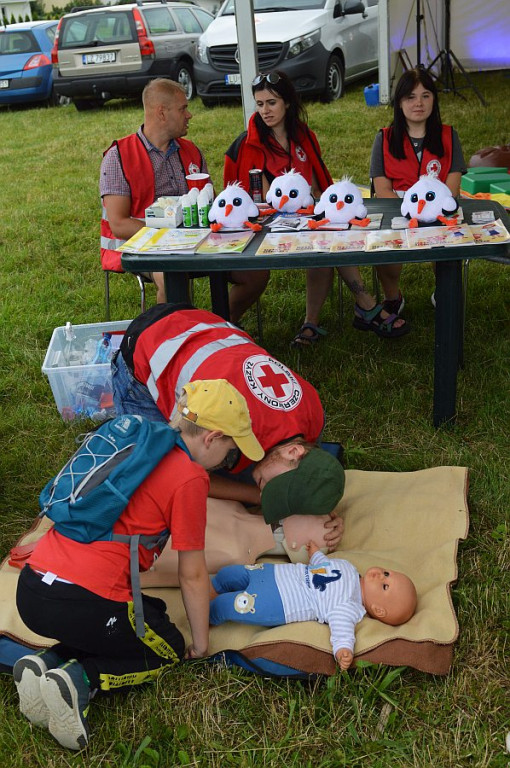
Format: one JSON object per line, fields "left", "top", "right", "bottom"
{"left": 225, "top": 70, "right": 408, "bottom": 344}
{"left": 370, "top": 67, "right": 466, "bottom": 314}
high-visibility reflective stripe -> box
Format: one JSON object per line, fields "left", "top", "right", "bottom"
{"left": 146, "top": 323, "right": 250, "bottom": 403}
{"left": 101, "top": 235, "right": 124, "bottom": 250}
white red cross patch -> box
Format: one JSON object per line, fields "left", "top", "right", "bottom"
{"left": 242, "top": 355, "right": 302, "bottom": 411}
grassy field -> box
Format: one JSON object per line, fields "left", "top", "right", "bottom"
{"left": 0, "top": 70, "right": 509, "bottom": 767}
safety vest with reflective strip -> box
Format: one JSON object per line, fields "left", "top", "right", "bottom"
{"left": 127, "top": 307, "right": 324, "bottom": 472}
{"left": 381, "top": 125, "right": 453, "bottom": 192}
{"left": 100, "top": 133, "right": 204, "bottom": 271}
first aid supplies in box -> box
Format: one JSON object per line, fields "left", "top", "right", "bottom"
{"left": 42, "top": 320, "right": 131, "bottom": 421}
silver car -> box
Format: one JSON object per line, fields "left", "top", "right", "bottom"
{"left": 52, "top": 0, "right": 214, "bottom": 111}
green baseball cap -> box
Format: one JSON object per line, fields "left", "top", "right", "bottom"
{"left": 261, "top": 448, "right": 345, "bottom": 524}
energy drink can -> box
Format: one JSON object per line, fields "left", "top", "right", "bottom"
{"left": 249, "top": 168, "right": 263, "bottom": 203}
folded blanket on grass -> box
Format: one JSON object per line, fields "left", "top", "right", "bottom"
{"left": 0, "top": 467, "right": 468, "bottom": 676}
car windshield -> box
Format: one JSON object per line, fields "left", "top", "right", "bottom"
{"left": 221, "top": 0, "right": 326, "bottom": 14}
{"left": 0, "top": 31, "right": 39, "bottom": 55}
{"left": 59, "top": 11, "right": 136, "bottom": 49}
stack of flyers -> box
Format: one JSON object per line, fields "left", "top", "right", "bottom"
{"left": 118, "top": 227, "right": 208, "bottom": 254}
{"left": 196, "top": 230, "right": 255, "bottom": 254}
{"left": 351, "top": 212, "right": 383, "bottom": 230}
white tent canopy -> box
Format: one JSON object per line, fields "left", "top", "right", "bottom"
{"left": 378, "top": 0, "right": 510, "bottom": 103}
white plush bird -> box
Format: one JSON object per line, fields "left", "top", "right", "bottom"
{"left": 208, "top": 183, "right": 262, "bottom": 231}
{"left": 265, "top": 169, "right": 314, "bottom": 214}
{"left": 308, "top": 179, "right": 369, "bottom": 229}
{"left": 401, "top": 175, "right": 459, "bottom": 227}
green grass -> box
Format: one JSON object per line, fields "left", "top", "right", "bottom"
{"left": 0, "top": 71, "right": 509, "bottom": 766}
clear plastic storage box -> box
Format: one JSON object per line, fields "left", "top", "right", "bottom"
{"left": 42, "top": 320, "right": 132, "bottom": 421}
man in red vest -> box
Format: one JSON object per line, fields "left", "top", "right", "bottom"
{"left": 100, "top": 78, "right": 267, "bottom": 320}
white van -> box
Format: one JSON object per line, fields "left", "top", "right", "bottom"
{"left": 194, "top": 0, "right": 379, "bottom": 106}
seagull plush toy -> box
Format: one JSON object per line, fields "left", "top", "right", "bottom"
{"left": 308, "top": 179, "right": 370, "bottom": 229}
{"left": 401, "top": 174, "right": 459, "bottom": 228}
{"left": 265, "top": 169, "right": 315, "bottom": 214}
{"left": 208, "top": 183, "right": 262, "bottom": 232}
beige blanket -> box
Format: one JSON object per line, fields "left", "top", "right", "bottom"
{"left": 0, "top": 466, "right": 469, "bottom": 675}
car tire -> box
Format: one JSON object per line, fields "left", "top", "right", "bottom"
{"left": 48, "top": 88, "right": 72, "bottom": 107}
{"left": 200, "top": 97, "right": 217, "bottom": 108}
{"left": 175, "top": 62, "right": 195, "bottom": 100}
{"left": 73, "top": 98, "right": 105, "bottom": 111}
{"left": 322, "top": 54, "right": 345, "bottom": 102}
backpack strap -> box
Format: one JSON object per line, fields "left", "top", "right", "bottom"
{"left": 113, "top": 531, "right": 169, "bottom": 638}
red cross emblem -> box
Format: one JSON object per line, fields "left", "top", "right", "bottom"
{"left": 242, "top": 355, "right": 302, "bottom": 411}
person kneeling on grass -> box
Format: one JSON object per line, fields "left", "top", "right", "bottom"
{"left": 210, "top": 542, "right": 417, "bottom": 670}
{"left": 13, "top": 379, "right": 264, "bottom": 751}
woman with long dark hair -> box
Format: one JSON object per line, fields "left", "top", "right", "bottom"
{"left": 225, "top": 71, "right": 408, "bottom": 343}
{"left": 370, "top": 67, "right": 466, "bottom": 313}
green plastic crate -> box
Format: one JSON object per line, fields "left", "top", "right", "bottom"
{"left": 465, "top": 166, "right": 508, "bottom": 175}
{"left": 461, "top": 173, "right": 510, "bottom": 194}
{"left": 489, "top": 180, "right": 510, "bottom": 194}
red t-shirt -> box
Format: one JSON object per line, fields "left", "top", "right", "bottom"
{"left": 29, "top": 446, "right": 209, "bottom": 602}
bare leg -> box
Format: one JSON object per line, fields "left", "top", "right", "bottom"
{"left": 375, "top": 263, "right": 402, "bottom": 301}
{"left": 152, "top": 271, "right": 166, "bottom": 304}
{"left": 229, "top": 269, "right": 270, "bottom": 324}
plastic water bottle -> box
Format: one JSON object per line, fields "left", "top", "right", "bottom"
{"left": 198, "top": 188, "right": 211, "bottom": 228}
{"left": 188, "top": 187, "right": 199, "bottom": 226}
{"left": 182, "top": 193, "right": 193, "bottom": 227}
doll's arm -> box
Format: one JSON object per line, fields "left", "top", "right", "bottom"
{"left": 335, "top": 648, "right": 354, "bottom": 670}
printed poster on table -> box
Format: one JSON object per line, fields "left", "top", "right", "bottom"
{"left": 470, "top": 219, "right": 510, "bottom": 244}
{"left": 365, "top": 230, "right": 407, "bottom": 252}
{"left": 196, "top": 230, "right": 255, "bottom": 254}
{"left": 329, "top": 231, "right": 367, "bottom": 253}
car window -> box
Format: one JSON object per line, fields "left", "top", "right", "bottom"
{"left": 221, "top": 0, "right": 326, "bottom": 13}
{"left": 44, "top": 25, "right": 57, "bottom": 45}
{"left": 60, "top": 11, "right": 136, "bottom": 48}
{"left": 192, "top": 8, "right": 214, "bottom": 31}
{"left": 173, "top": 7, "right": 202, "bottom": 33}
{"left": 143, "top": 7, "right": 177, "bottom": 34}
{"left": 0, "top": 31, "right": 38, "bottom": 55}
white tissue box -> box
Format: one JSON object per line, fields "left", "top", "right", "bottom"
{"left": 145, "top": 197, "right": 183, "bottom": 228}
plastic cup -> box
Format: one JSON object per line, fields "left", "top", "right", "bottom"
{"left": 186, "top": 173, "right": 211, "bottom": 191}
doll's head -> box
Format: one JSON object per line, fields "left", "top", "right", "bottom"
{"left": 360, "top": 567, "right": 417, "bottom": 626}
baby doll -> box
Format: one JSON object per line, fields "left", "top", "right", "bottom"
{"left": 209, "top": 541, "right": 417, "bottom": 670}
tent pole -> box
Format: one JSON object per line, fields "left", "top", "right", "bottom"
{"left": 234, "top": 0, "right": 259, "bottom": 129}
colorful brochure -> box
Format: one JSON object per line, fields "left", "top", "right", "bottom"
{"left": 405, "top": 224, "right": 475, "bottom": 249}
{"left": 255, "top": 232, "right": 321, "bottom": 255}
{"left": 196, "top": 230, "right": 255, "bottom": 254}
{"left": 329, "top": 231, "right": 367, "bottom": 253}
{"left": 118, "top": 227, "right": 208, "bottom": 254}
{"left": 365, "top": 230, "right": 407, "bottom": 252}
{"left": 470, "top": 219, "right": 510, "bottom": 244}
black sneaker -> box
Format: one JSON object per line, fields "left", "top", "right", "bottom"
{"left": 383, "top": 291, "right": 405, "bottom": 316}
{"left": 13, "top": 649, "right": 62, "bottom": 728}
{"left": 40, "top": 659, "right": 91, "bottom": 750}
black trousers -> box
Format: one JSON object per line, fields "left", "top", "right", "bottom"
{"left": 16, "top": 565, "right": 185, "bottom": 693}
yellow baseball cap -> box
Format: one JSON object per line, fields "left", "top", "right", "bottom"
{"left": 180, "top": 380, "right": 264, "bottom": 462}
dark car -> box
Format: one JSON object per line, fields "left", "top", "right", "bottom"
{"left": 0, "top": 20, "right": 67, "bottom": 106}
{"left": 51, "top": 0, "right": 214, "bottom": 111}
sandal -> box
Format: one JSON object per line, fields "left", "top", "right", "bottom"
{"left": 352, "top": 303, "right": 410, "bottom": 338}
{"left": 291, "top": 322, "right": 327, "bottom": 347}
{"left": 383, "top": 291, "right": 405, "bottom": 316}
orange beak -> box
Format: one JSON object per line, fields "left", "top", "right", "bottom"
{"left": 279, "top": 195, "right": 289, "bottom": 209}
{"left": 336, "top": 201, "right": 345, "bottom": 210}
{"left": 417, "top": 199, "right": 426, "bottom": 214}
{"left": 225, "top": 204, "right": 233, "bottom": 216}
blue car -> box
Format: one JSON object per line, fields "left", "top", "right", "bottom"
{"left": 0, "top": 20, "right": 67, "bottom": 106}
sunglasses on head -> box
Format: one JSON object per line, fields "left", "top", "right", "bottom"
{"left": 252, "top": 72, "right": 281, "bottom": 87}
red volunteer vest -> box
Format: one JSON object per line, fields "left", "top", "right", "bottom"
{"left": 100, "top": 133, "right": 203, "bottom": 271}
{"left": 381, "top": 125, "right": 453, "bottom": 192}
{"left": 130, "top": 308, "right": 324, "bottom": 472}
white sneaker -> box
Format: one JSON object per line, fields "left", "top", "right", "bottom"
{"left": 40, "top": 660, "right": 91, "bottom": 750}
{"left": 13, "top": 650, "right": 61, "bottom": 728}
